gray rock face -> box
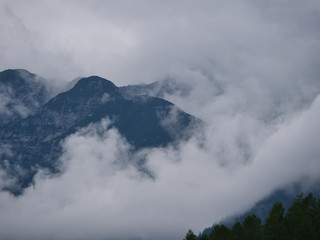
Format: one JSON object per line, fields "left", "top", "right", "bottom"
{"left": 0, "top": 69, "right": 51, "bottom": 126}
{"left": 0, "top": 71, "right": 201, "bottom": 194}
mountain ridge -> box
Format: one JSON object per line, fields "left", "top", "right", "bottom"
{"left": 0, "top": 69, "right": 200, "bottom": 194}
{"left": 0, "top": 69, "right": 51, "bottom": 125}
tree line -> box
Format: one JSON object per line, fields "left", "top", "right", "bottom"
{"left": 184, "top": 193, "right": 320, "bottom": 240}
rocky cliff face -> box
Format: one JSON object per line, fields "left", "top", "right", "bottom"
{"left": 0, "top": 69, "right": 51, "bottom": 126}
{"left": 0, "top": 70, "right": 200, "bottom": 194}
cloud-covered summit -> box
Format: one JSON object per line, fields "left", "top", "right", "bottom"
{"left": 0, "top": 69, "right": 51, "bottom": 125}
{"left": 0, "top": 93, "right": 319, "bottom": 240}
{"left": 1, "top": 0, "right": 320, "bottom": 239}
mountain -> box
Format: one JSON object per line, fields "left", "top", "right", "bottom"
{"left": 119, "top": 78, "right": 191, "bottom": 100}
{"left": 0, "top": 69, "right": 51, "bottom": 126}
{"left": 0, "top": 70, "right": 200, "bottom": 194}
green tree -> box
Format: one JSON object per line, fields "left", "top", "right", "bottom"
{"left": 195, "top": 192, "right": 320, "bottom": 240}
{"left": 184, "top": 229, "right": 197, "bottom": 240}
{"left": 285, "top": 193, "right": 318, "bottom": 240}
{"left": 242, "top": 215, "right": 262, "bottom": 240}
{"left": 231, "top": 221, "right": 244, "bottom": 240}
{"left": 263, "top": 202, "right": 285, "bottom": 240}
{"left": 315, "top": 197, "right": 320, "bottom": 240}
{"left": 208, "top": 225, "right": 232, "bottom": 240}
{"left": 198, "top": 233, "right": 209, "bottom": 240}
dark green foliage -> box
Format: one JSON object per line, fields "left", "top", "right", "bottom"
{"left": 285, "top": 193, "right": 319, "bottom": 240}
{"left": 263, "top": 202, "right": 285, "bottom": 240}
{"left": 198, "top": 234, "right": 208, "bottom": 240}
{"left": 209, "top": 225, "right": 232, "bottom": 240}
{"left": 186, "top": 193, "right": 320, "bottom": 240}
{"left": 184, "top": 230, "right": 197, "bottom": 240}
{"left": 242, "top": 215, "right": 262, "bottom": 240}
{"left": 231, "top": 221, "right": 245, "bottom": 240}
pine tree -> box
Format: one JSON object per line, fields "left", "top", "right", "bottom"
{"left": 184, "top": 229, "right": 197, "bottom": 240}
{"left": 185, "top": 192, "right": 320, "bottom": 240}
{"left": 198, "top": 233, "right": 209, "bottom": 240}
{"left": 285, "top": 193, "right": 318, "bottom": 240}
{"left": 242, "top": 215, "right": 262, "bottom": 240}
{"left": 208, "top": 225, "right": 232, "bottom": 240}
{"left": 263, "top": 202, "right": 285, "bottom": 240}
{"left": 231, "top": 221, "right": 245, "bottom": 240}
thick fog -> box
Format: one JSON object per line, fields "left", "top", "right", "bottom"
{"left": 0, "top": 0, "right": 320, "bottom": 239}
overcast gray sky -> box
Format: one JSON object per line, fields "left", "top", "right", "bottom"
{"left": 1, "top": 1, "right": 320, "bottom": 240}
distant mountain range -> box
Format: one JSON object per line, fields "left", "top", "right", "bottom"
{"left": 0, "top": 69, "right": 200, "bottom": 194}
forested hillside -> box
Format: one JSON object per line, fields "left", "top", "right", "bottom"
{"left": 185, "top": 193, "right": 320, "bottom": 240}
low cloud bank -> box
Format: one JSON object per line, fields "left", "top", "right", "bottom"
{"left": 0, "top": 94, "right": 319, "bottom": 240}
{"left": 1, "top": 1, "right": 320, "bottom": 239}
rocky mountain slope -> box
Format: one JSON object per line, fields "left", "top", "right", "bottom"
{"left": 0, "top": 70, "right": 200, "bottom": 194}
{"left": 0, "top": 69, "right": 51, "bottom": 126}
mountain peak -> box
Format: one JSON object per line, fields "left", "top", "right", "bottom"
{"left": 57, "top": 76, "right": 122, "bottom": 103}
{"left": 0, "top": 69, "right": 51, "bottom": 125}
{"left": 74, "top": 76, "right": 118, "bottom": 93}
{"left": 0, "top": 69, "right": 36, "bottom": 85}
{"left": 0, "top": 69, "right": 201, "bottom": 193}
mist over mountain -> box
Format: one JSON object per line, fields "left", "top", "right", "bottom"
{"left": 0, "top": 67, "right": 319, "bottom": 240}
{"left": 119, "top": 78, "right": 192, "bottom": 100}
{"left": 0, "top": 69, "right": 199, "bottom": 194}
{"left": 0, "top": 69, "right": 51, "bottom": 125}
{"left": 1, "top": 1, "right": 320, "bottom": 240}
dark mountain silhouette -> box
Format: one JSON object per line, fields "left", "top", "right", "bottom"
{"left": 0, "top": 70, "right": 200, "bottom": 194}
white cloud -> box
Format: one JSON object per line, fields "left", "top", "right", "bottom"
{"left": 1, "top": 0, "right": 320, "bottom": 87}
{"left": 0, "top": 93, "right": 319, "bottom": 239}
{"left": 1, "top": 0, "right": 320, "bottom": 239}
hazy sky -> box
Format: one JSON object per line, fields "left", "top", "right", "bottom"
{"left": 1, "top": 1, "right": 320, "bottom": 240}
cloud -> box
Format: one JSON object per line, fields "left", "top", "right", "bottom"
{"left": 0, "top": 69, "right": 55, "bottom": 125}
{"left": 1, "top": 1, "right": 320, "bottom": 239}
{"left": 1, "top": 0, "right": 320, "bottom": 87}
{"left": 0, "top": 85, "right": 33, "bottom": 125}
{"left": 0, "top": 93, "right": 319, "bottom": 239}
